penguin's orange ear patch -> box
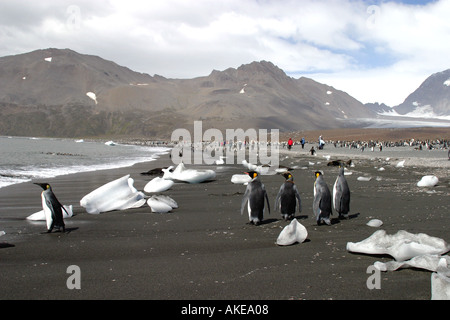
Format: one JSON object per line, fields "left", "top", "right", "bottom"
{"left": 253, "top": 173, "right": 257, "bottom": 179}
{"left": 46, "top": 184, "right": 50, "bottom": 189}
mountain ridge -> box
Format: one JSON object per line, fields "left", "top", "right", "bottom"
{"left": 0, "top": 48, "right": 398, "bottom": 138}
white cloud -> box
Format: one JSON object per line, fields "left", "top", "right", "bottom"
{"left": 0, "top": 0, "right": 448, "bottom": 106}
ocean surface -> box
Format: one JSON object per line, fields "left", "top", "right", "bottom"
{"left": 0, "top": 136, "right": 170, "bottom": 189}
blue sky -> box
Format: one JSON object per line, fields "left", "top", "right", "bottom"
{"left": 0, "top": 0, "right": 449, "bottom": 106}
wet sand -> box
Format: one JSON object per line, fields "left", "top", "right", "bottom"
{"left": 0, "top": 144, "right": 449, "bottom": 301}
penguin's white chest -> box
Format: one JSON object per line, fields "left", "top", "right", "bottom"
{"left": 333, "top": 177, "right": 339, "bottom": 208}
{"left": 41, "top": 192, "right": 53, "bottom": 230}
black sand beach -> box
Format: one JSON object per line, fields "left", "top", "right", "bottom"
{"left": 0, "top": 142, "right": 449, "bottom": 302}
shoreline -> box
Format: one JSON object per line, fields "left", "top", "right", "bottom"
{"left": 0, "top": 140, "right": 449, "bottom": 300}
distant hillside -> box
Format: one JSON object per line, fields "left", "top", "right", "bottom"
{"left": 0, "top": 48, "right": 375, "bottom": 138}
{"left": 393, "top": 69, "right": 450, "bottom": 118}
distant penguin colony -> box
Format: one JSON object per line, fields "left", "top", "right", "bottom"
{"left": 241, "top": 171, "right": 270, "bottom": 225}
{"left": 274, "top": 171, "right": 302, "bottom": 221}
{"left": 34, "top": 183, "right": 67, "bottom": 233}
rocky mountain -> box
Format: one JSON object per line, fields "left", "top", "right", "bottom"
{"left": 365, "top": 102, "right": 392, "bottom": 114}
{"left": 393, "top": 69, "right": 450, "bottom": 118}
{"left": 0, "top": 48, "right": 375, "bottom": 139}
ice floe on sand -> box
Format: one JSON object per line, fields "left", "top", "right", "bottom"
{"left": 347, "top": 230, "right": 450, "bottom": 299}
{"left": 80, "top": 175, "right": 145, "bottom": 214}
{"left": 144, "top": 176, "right": 174, "bottom": 193}
{"left": 231, "top": 174, "right": 251, "bottom": 185}
{"left": 417, "top": 175, "right": 439, "bottom": 187}
{"left": 147, "top": 195, "right": 178, "bottom": 213}
{"left": 347, "top": 230, "right": 449, "bottom": 261}
{"left": 162, "top": 162, "right": 216, "bottom": 184}
{"left": 366, "top": 219, "right": 383, "bottom": 227}
{"left": 27, "top": 205, "right": 74, "bottom": 220}
{"left": 276, "top": 219, "right": 308, "bottom": 246}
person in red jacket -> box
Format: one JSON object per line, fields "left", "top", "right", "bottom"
{"left": 288, "top": 138, "right": 293, "bottom": 150}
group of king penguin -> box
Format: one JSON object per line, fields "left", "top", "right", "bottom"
{"left": 241, "top": 161, "right": 350, "bottom": 226}
{"left": 33, "top": 161, "right": 350, "bottom": 233}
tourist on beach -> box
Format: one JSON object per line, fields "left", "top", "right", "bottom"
{"left": 310, "top": 146, "right": 316, "bottom": 155}
{"left": 301, "top": 137, "right": 305, "bottom": 149}
{"left": 318, "top": 135, "right": 325, "bottom": 150}
{"left": 288, "top": 138, "right": 293, "bottom": 150}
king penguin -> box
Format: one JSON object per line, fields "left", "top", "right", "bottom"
{"left": 275, "top": 171, "right": 302, "bottom": 221}
{"left": 333, "top": 162, "right": 351, "bottom": 219}
{"left": 34, "top": 183, "right": 67, "bottom": 233}
{"left": 313, "top": 171, "right": 332, "bottom": 225}
{"left": 241, "top": 171, "right": 270, "bottom": 225}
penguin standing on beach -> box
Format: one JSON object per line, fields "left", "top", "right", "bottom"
{"left": 333, "top": 162, "right": 351, "bottom": 219}
{"left": 241, "top": 171, "right": 270, "bottom": 225}
{"left": 274, "top": 171, "right": 302, "bottom": 221}
{"left": 313, "top": 171, "right": 332, "bottom": 225}
{"left": 34, "top": 183, "right": 67, "bottom": 233}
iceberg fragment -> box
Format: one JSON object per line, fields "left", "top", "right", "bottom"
{"left": 147, "top": 195, "right": 178, "bottom": 213}
{"left": 374, "top": 254, "right": 450, "bottom": 272}
{"left": 144, "top": 177, "right": 174, "bottom": 193}
{"left": 27, "top": 205, "right": 73, "bottom": 220}
{"left": 431, "top": 258, "right": 450, "bottom": 300}
{"left": 231, "top": 174, "right": 251, "bottom": 185}
{"left": 162, "top": 162, "right": 215, "bottom": 184}
{"left": 366, "top": 219, "right": 383, "bottom": 227}
{"left": 417, "top": 175, "right": 439, "bottom": 187}
{"left": 346, "top": 230, "right": 450, "bottom": 261}
{"left": 80, "top": 175, "right": 145, "bottom": 214}
{"left": 396, "top": 160, "right": 405, "bottom": 167}
{"left": 276, "top": 219, "right": 308, "bottom": 246}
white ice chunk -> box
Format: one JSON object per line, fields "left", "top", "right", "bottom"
{"left": 144, "top": 177, "right": 174, "bottom": 193}
{"left": 396, "top": 160, "right": 405, "bottom": 167}
{"left": 366, "top": 219, "right": 383, "bottom": 227}
{"left": 44, "top": 57, "right": 52, "bottom": 62}
{"left": 231, "top": 174, "right": 251, "bottom": 185}
{"left": 431, "top": 258, "right": 450, "bottom": 300}
{"left": 26, "top": 205, "right": 73, "bottom": 220}
{"left": 357, "top": 176, "right": 372, "bottom": 181}
{"left": 162, "top": 162, "right": 215, "bottom": 184}
{"left": 80, "top": 175, "right": 145, "bottom": 214}
{"left": 417, "top": 175, "right": 439, "bottom": 187}
{"left": 346, "top": 230, "right": 450, "bottom": 261}
{"left": 215, "top": 156, "right": 226, "bottom": 165}
{"left": 276, "top": 219, "right": 308, "bottom": 246}
{"left": 0, "top": 231, "right": 5, "bottom": 237}
{"left": 374, "top": 254, "right": 450, "bottom": 272}
{"left": 147, "top": 195, "right": 178, "bottom": 213}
